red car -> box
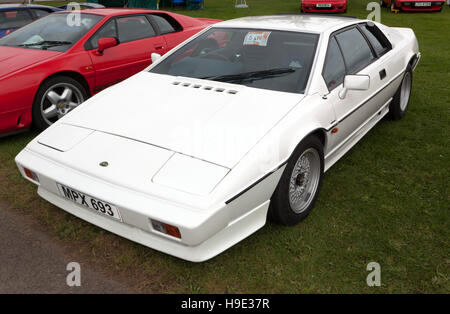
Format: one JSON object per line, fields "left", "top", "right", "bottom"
{"left": 381, "top": 0, "right": 445, "bottom": 11}
{"left": 301, "top": 0, "right": 348, "bottom": 13}
{"left": 0, "top": 9, "right": 219, "bottom": 135}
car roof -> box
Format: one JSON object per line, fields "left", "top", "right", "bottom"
{"left": 0, "top": 4, "right": 61, "bottom": 10}
{"left": 215, "top": 14, "right": 359, "bottom": 33}
{"left": 56, "top": 8, "right": 162, "bottom": 16}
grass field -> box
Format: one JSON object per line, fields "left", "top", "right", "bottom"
{"left": 0, "top": 0, "right": 449, "bottom": 293}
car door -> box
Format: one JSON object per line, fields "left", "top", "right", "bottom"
{"left": 322, "top": 26, "right": 381, "bottom": 151}
{"left": 148, "top": 13, "right": 183, "bottom": 52}
{"left": 86, "top": 15, "right": 165, "bottom": 93}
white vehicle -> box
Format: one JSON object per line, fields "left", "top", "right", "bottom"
{"left": 16, "top": 15, "right": 420, "bottom": 262}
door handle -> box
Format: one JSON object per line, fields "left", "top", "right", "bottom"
{"left": 379, "top": 69, "right": 386, "bottom": 80}
{"left": 154, "top": 44, "right": 164, "bottom": 50}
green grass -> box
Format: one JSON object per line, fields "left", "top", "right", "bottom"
{"left": 1, "top": 0, "right": 449, "bottom": 293}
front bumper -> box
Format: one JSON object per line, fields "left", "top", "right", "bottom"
{"left": 397, "top": 2, "right": 443, "bottom": 10}
{"left": 15, "top": 148, "right": 269, "bottom": 262}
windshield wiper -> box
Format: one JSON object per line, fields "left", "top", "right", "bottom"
{"left": 202, "top": 68, "right": 296, "bottom": 83}
{"left": 18, "top": 40, "right": 72, "bottom": 48}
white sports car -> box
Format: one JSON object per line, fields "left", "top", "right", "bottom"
{"left": 16, "top": 15, "right": 420, "bottom": 262}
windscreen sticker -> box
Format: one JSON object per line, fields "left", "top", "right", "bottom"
{"left": 243, "top": 31, "right": 272, "bottom": 47}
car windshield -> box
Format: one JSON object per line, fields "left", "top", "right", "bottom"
{"left": 0, "top": 13, "right": 103, "bottom": 52}
{"left": 150, "top": 28, "right": 319, "bottom": 94}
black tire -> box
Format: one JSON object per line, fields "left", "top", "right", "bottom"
{"left": 32, "top": 76, "right": 88, "bottom": 131}
{"left": 269, "top": 136, "right": 324, "bottom": 226}
{"left": 388, "top": 65, "right": 412, "bottom": 120}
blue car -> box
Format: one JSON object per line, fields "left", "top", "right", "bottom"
{"left": 0, "top": 4, "right": 62, "bottom": 38}
{"left": 57, "top": 3, "right": 105, "bottom": 10}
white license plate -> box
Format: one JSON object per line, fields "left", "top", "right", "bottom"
{"left": 316, "top": 3, "right": 332, "bottom": 7}
{"left": 57, "top": 183, "right": 122, "bottom": 221}
{"left": 415, "top": 2, "right": 431, "bottom": 6}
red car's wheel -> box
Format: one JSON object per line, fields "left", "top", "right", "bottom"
{"left": 32, "top": 76, "right": 88, "bottom": 131}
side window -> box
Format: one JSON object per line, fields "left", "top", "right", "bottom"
{"left": 335, "top": 27, "right": 375, "bottom": 74}
{"left": 30, "top": 9, "right": 51, "bottom": 18}
{"left": 0, "top": 10, "right": 33, "bottom": 29}
{"left": 150, "top": 14, "right": 181, "bottom": 34}
{"left": 359, "top": 24, "right": 391, "bottom": 56}
{"left": 323, "top": 37, "right": 346, "bottom": 91}
{"left": 89, "top": 19, "right": 117, "bottom": 49}
{"left": 117, "top": 15, "right": 155, "bottom": 43}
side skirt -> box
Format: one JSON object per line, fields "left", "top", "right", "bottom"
{"left": 324, "top": 97, "right": 392, "bottom": 172}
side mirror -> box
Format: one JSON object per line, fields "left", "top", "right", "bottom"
{"left": 96, "top": 37, "right": 118, "bottom": 55}
{"left": 339, "top": 74, "right": 370, "bottom": 99}
{"left": 151, "top": 52, "right": 161, "bottom": 63}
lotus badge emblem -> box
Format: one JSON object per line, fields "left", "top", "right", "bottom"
{"left": 99, "top": 161, "right": 109, "bottom": 167}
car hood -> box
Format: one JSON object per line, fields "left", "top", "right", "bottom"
{"left": 0, "top": 46, "right": 60, "bottom": 79}
{"left": 63, "top": 72, "right": 303, "bottom": 168}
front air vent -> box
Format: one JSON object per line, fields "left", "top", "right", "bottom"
{"left": 171, "top": 80, "right": 239, "bottom": 95}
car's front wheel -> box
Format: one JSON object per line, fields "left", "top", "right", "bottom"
{"left": 269, "top": 136, "right": 324, "bottom": 226}
{"left": 32, "top": 76, "right": 87, "bottom": 131}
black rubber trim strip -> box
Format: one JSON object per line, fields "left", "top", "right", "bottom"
{"left": 225, "top": 161, "right": 288, "bottom": 204}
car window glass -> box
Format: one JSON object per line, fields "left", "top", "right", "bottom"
{"left": 150, "top": 28, "right": 319, "bottom": 94}
{"left": 0, "top": 10, "right": 33, "bottom": 29}
{"left": 90, "top": 19, "right": 117, "bottom": 49}
{"left": 117, "top": 16, "right": 155, "bottom": 43}
{"left": 335, "top": 27, "right": 375, "bottom": 74}
{"left": 323, "top": 37, "right": 346, "bottom": 91}
{"left": 0, "top": 13, "right": 102, "bottom": 52}
{"left": 150, "top": 14, "right": 176, "bottom": 34}
{"left": 31, "top": 9, "right": 51, "bottom": 18}
{"left": 360, "top": 24, "right": 389, "bottom": 56}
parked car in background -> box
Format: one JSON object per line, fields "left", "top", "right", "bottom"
{"left": 380, "top": 0, "right": 445, "bottom": 11}
{"left": 57, "top": 3, "right": 106, "bottom": 10}
{"left": 15, "top": 15, "right": 420, "bottom": 261}
{"left": 301, "top": 0, "right": 347, "bottom": 13}
{"left": 0, "top": 4, "right": 62, "bottom": 38}
{"left": 0, "top": 8, "right": 220, "bottom": 135}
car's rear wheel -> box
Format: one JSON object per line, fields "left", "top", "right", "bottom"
{"left": 32, "top": 76, "right": 87, "bottom": 131}
{"left": 269, "top": 136, "right": 324, "bottom": 226}
{"left": 388, "top": 65, "right": 412, "bottom": 120}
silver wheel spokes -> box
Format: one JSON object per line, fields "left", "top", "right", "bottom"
{"left": 400, "top": 72, "right": 411, "bottom": 111}
{"left": 41, "top": 83, "right": 83, "bottom": 125}
{"left": 288, "top": 148, "right": 321, "bottom": 214}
